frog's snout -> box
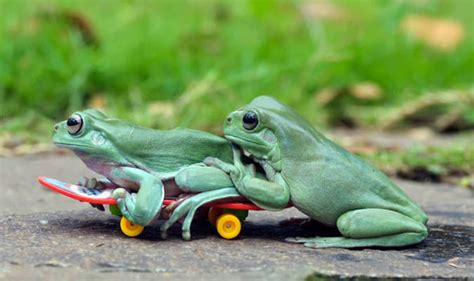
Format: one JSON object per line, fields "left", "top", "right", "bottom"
{"left": 53, "top": 121, "right": 64, "bottom": 133}
{"left": 225, "top": 112, "right": 239, "bottom": 126}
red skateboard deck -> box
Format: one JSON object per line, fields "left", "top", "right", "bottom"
{"left": 38, "top": 176, "right": 118, "bottom": 205}
{"left": 37, "top": 176, "right": 264, "bottom": 210}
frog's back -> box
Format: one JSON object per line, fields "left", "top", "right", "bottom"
{"left": 105, "top": 123, "right": 233, "bottom": 173}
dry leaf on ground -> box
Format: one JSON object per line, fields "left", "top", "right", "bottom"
{"left": 147, "top": 101, "right": 176, "bottom": 119}
{"left": 401, "top": 15, "right": 465, "bottom": 52}
{"left": 298, "top": 0, "right": 346, "bottom": 21}
{"left": 349, "top": 82, "right": 382, "bottom": 100}
{"left": 88, "top": 94, "right": 107, "bottom": 109}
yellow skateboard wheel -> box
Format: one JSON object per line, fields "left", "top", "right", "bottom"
{"left": 216, "top": 213, "right": 241, "bottom": 240}
{"left": 120, "top": 216, "right": 144, "bottom": 237}
{"left": 208, "top": 207, "right": 223, "bottom": 226}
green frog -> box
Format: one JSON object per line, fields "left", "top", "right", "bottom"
{"left": 205, "top": 96, "right": 428, "bottom": 248}
{"left": 53, "top": 109, "right": 243, "bottom": 235}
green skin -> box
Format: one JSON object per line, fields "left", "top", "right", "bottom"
{"left": 205, "top": 96, "right": 429, "bottom": 248}
{"left": 53, "top": 109, "right": 243, "bottom": 240}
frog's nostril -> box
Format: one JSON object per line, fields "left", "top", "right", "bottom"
{"left": 54, "top": 125, "right": 59, "bottom": 132}
{"left": 226, "top": 117, "right": 232, "bottom": 123}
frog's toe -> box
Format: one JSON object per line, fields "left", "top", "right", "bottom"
{"left": 115, "top": 198, "right": 130, "bottom": 217}
{"left": 164, "top": 201, "right": 177, "bottom": 213}
{"left": 301, "top": 237, "right": 347, "bottom": 248}
{"left": 77, "top": 176, "right": 94, "bottom": 188}
{"left": 303, "top": 242, "right": 319, "bottom": 248}
{"left": 203, "top": 157, "right": 217, "bottom": 166}
{"left": 86, "top": 177, "right": 98, "bottom": 188}
{"left": 78, "top": 176, "right": 99, "bottom": 188}
{"left": 77, "top": 176, "right": 88, "bottom": 187}
{"left": 112, "top": 188, "right": 127, "bottom": 199}
{"left": 160, "top": 222, "right": 171, "bottom": 238}
{"left": 285, "top": 236, "right": 313, "bottom": 243}
{"left": 182, "top": 231, "right": 191, "bottom": 241}
{"left": 113, "top": 190, "right": 137, "bottom": 224}
{"left": 285, "top": 237, "right": 329, "bottom": 248}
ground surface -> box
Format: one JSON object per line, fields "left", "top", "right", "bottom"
{"left": 0, "top": 154, "right": 473, "bottom": 280}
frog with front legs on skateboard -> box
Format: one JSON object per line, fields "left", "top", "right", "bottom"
{"left": 53, "top": 109, "right": 245, "bottom": 239}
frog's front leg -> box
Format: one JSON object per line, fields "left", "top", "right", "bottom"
{"left": 205, "top": 147, "right": 290, "bottom": 211}
{"left": 111, "top": 167, "right": 164, "bottom": 226}
{"left": 286, "top": 209, "right": 428, "bottom": 248}
{"left": 78, "top": 176, "right": 120, "bottom": 211}
{"left": 174, "top": 164, "right": 234, "bottom": 193}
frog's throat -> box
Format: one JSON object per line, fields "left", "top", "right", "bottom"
{"left": 259, "top": 142, "right": 282, "bottom": 172}
{"left": 233, "top": 140, "right": 282, "bottom": 172}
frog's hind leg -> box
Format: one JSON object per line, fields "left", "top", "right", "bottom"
{"left": 160, "top": 188, "right": 241, "bottom": 240}
{"left": 174, "top": 165, "right": 233, "bottom": 193}
{"left": 286, "top": 209, "right": 428, "bottom": 248}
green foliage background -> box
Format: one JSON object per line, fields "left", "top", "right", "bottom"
{"left": 1, "top": 0, "right": 473, "bottom": 134}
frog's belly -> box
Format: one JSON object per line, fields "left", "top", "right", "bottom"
{"left": 291, "top": 194, "right": 341, "bottom": 226}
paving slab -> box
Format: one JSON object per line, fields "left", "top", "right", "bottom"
{"left": 0, "top": 154, "right": 472, "bottom": 280}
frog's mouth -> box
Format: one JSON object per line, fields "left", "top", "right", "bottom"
{"left": 226, "top": 133, "right": 281, "bottom": 173}
{"left": 53, "top": 142, "right": 92, "bottom": 149}
{"left": 225, "top": 134, "right": 269, "bottom": 159}
{"left": 225, "top": 135, "right": 266, "bottom": 149}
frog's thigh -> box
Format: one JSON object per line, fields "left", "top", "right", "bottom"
{"left": 175, "top": 166, "right": 233, "bottom": 192}
{"left": 338, "top": 209, "right": 427, "bottom": 239}
{"left": 304, "top": 209, "right": 428, "bottom": 248}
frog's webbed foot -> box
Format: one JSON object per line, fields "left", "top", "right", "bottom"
{"left": 78, "top": 176, "right": 105, "bottom": 211}
{"left": 160, "top": 188, "right": 241, "bottom": 240}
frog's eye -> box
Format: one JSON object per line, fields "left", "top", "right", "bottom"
{"left": 67, "top": 114, "right": 83, "bottom": 135}
{"left": 242, "top": 111, "right": 258, "bottom": 130}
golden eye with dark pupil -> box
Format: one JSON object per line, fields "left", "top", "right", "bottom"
{"left": 67, "top": 114, "right": 83, "bottom": 135}
{"left": 243, "top": 111, "right": 258, "bottom": 130}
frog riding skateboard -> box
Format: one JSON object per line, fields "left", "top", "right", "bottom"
{"left": 38, "top": 176, "right": 267, "bottom": 239}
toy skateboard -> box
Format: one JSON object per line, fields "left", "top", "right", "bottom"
{"left": 38, "top": 176, "right": 271, "bottom": 239}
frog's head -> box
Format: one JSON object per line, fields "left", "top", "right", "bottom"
{"left": 223, "top": 96, "right": 290, "bottom": 168}
{"left": 224, "top": 96, "right": 321, "bottom": 169}
{"left": 52, "top": 109, "right": 128, "bottom": 165}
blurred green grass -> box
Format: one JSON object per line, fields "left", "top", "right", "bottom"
{"left": 1, "top": 0, "right": 473, "bottom": 139}
{"left": 362, "top": 143, "right": 474, "bottom": 183}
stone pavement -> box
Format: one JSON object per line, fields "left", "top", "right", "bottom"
{"left": 0, "top": 154, "right": 472, "bottom": 280}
